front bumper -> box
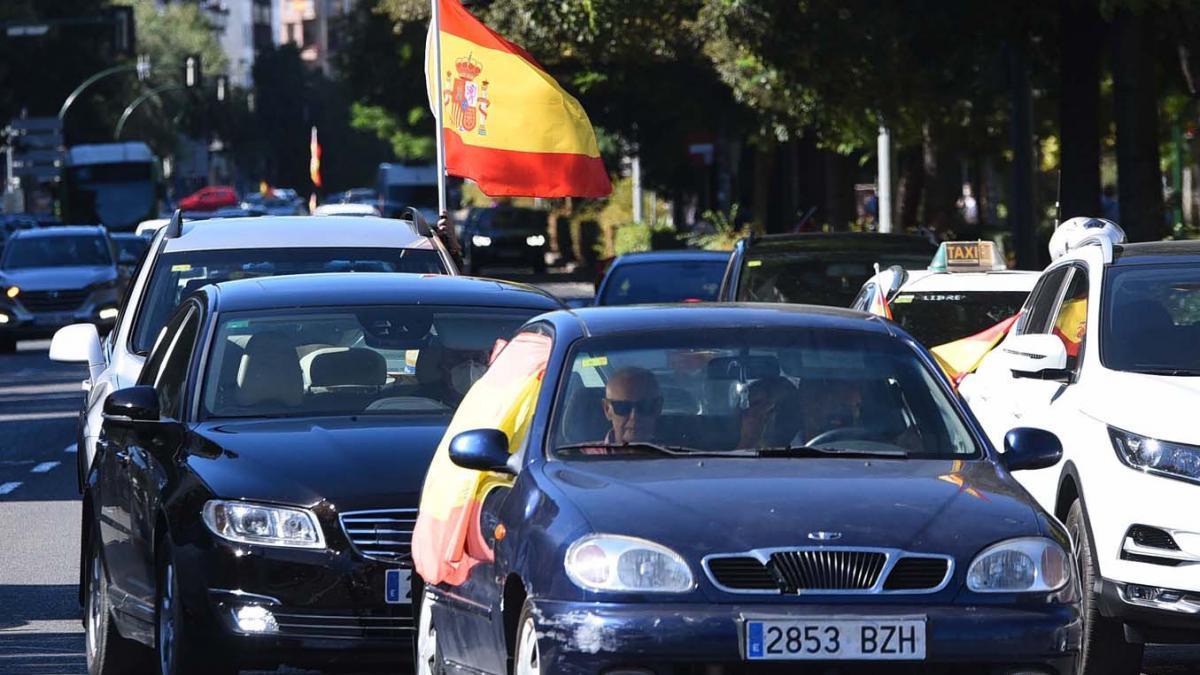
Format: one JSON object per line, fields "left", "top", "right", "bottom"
{"left": 1097, "top": 577, "right": 1200, "bottom": 644}
{"left": 175, "top": 535, "right": 412, "bottom": 671}
{"left": 0, "top": 290, "right": 119, "bottom": 338}
{"left": 533, "top": 599, "right": 1081, "bottom": 675}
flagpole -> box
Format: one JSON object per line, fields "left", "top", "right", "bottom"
{"left": 431, "top": 0, "right": 448, "bottom": 216}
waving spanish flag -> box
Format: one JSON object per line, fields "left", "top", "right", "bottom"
{"left": 930, "top": 313, "right": 1021, "bottom": 385}
{"left": 425, "top": 0, "right": 611, "bottom": 198}
{"left": 309, "top": 126, "right": 322, "bottom": 189}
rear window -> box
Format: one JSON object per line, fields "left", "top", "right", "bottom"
{"left": 600, "top": 260, "right": 726, "bottom": 305}
{"left": 737, "top": 253, "right": 931, "bottom": 306}
{"left": 889, "top": 291, "right": 1029, "bottom": 346}
{"left": 1, "top": 234, "right": 112, "bottom": 270}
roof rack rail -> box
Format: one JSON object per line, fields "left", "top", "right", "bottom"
{"left": 164, "top": 209, "right": 183, "bottom": 239}
{"left": 405, "top": 206, "right": 435, "bottom": 237}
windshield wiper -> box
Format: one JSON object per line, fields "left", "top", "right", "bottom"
{"left": 554, "top": 441, "right": 749, "bottom": 457}
{"left": 754, "top": 445, "right": 909, "bottom": 459}
{"left": 1129, "top": 368, "right": 1200, "bottom": 376}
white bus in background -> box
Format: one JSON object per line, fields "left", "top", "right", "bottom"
{"left": 62, "top": 142, "right": 160, "bottom": 232}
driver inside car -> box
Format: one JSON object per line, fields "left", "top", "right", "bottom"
{"left": 601, "top": 366, "right": 663, "bottom": 444}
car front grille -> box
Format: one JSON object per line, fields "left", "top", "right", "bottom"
{"left": 770, "top": 550, "right": 887, "bottom": 591}
{"left": 18, "top": 289, "right": 88, "bottom": 312}
{"left": 339, "top": 508, "right": 418, "bottom": 563}
{"left": 271, "top": 607, "right": 413, "bottom": 641}
{"left": 705, "top": 548, "right": 952, "bottom": 594}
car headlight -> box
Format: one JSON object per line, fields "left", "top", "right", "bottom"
{"left": 966, "top": 537, "right": 1070, "bottom": 593}
{"left": 525, "top": 234, "right": 546, "bottom": 247}
{"left": 202, "top": 500, "right": 325, "bottom": 549}
{"left": 4, "top": 286, "right": 18, "bottom": 299}
{"left": 472, "top": 235, "right": 492, "bottom": 247}
{"left": 1110, "top": 427, "right": 1200, "bottom": 483}
{"left": 565, "top": 534, "right": 693, "bottom": 593}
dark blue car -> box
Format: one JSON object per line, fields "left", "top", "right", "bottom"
{"left": 412, "top": 304, "right": 1082, "bottom": 674}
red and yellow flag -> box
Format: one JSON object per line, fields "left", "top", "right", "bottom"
{"left": 425, "top": 0, "right": 611, "bottom": 198}
{"left": 930, "top": 313, "right": 1021, "bottom": 384}
{"left": 309, "top": 126, "right": 322, "bottom": 189}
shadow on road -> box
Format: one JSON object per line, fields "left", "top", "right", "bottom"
{"left": 0, "top": 584, "right": 79, "bottom": 630}
{"left": 0, "top": 585, "right": 83, "bottom": 675}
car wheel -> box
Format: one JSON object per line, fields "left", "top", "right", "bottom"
{"left": 155, "top": 548, "right": 236, "bottom": 675}
{"left": 1067, "top": 500, "right": 1144, "bottom": 675}
{"left": 512, "top": 602, "right": 542, "bottom": 675}
{"left": 85, "top": 527, "right": 150, "bottom": 675}
{"left": 415, "top": 586, "right": 444, "bottom": 675}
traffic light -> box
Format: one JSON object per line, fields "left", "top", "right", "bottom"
{"left": 184, "top": 54, "right": 202, "bottom": 89}
{"left": 215, "top": 75, "right": 228, "bottom": 103}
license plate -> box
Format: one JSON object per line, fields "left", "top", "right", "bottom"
{"left": 384, "top": 568, "right": 411, "bottom": 605}
{"left": 746, "top": 617, "right": 926, "bottom": 660}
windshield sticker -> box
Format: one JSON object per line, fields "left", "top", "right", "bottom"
{"left": 747, "top": 260, "right": 763, "bottom": 268}
{"left": 170, "top": 264, "right": 192, "bottom": 272}
{"left": 227, "top": 320, "right": 249, "bottom": 330}
{"left": 893, "top": 295, "right": 915, "bottom": 304}
{"left": 580, "top": 356, "right": 608, "bottom": 368}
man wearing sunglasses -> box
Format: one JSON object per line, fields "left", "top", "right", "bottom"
{"left": 601, "top": 367, "right": 663, "bottom": 443}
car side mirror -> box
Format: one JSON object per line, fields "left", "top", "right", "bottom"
{"left": 449, "top": 428, "right": 513, "bottom": 474}
{"left": 50, "top": 323, "right": 105, "bottom": 382}
{"left": 1002, "top": 334, "right": 1071, "bottom": 382}
{"left": 884, "top": 264, "right": 909, "bottom": 299}
{"left": 1002, "top": 427, "right": 1062, "bottom": 471}
{"left": 103, "top": 386, "right": 161, "bottom": 428}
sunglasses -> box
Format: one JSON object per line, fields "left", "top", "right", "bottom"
{"left": 605, "top": 397, "right": 662, "bottom": 416}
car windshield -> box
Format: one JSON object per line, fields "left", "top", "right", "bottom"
{"left": 737, "top": 253, "right": 931, "bottom": 306}
{"left": 889, "top": 291, "right": 1028, "bottom": 346}
{"left": 131, "top": 247, "right": 444, "bottom": 355}
{"left": 550, "top": 328, "right": 978, "bottom": 459}
{"left": 1, "top": 235, "right": 112, "bottom": 269}
{"left": 203, "top": 305, "right": 537, "bottom": 419}
{"left": 1102, "top": 264, "right": 1200, "bottom": 373}
{"left": 601, "top": 260, "right": 726, "bottom": 305}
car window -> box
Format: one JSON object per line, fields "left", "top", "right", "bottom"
{"left": 131, "top": 247, "right": 446, "bottom": 355}
{"left": 600, "top": 261, "right": 726, "bottom": 305}
{"left": 155, "top": 309, "right": 201, "bottom": 420}
{"left": 551, "top": 328, "right": 979, "bottom": 458}
{"left": 201, "top": 305, "right": 537, "bottom": 419}
{"left": 1, "top": 235, "right": 113, "bottom": 269}
{"left": 1048, "top": 267, "right": 1088, "bottom": 371}
{"left": 1016, "top": 266, "right": 1070, "bottom": 335}
{"left": 890, "top": 291, "right": 1029, "bottom": 346}
{"left": 1101, "top": 263, "right": 1200, "bottom": 374}
{"left": 736, "top": 253, "right": 931, "bottom": 306}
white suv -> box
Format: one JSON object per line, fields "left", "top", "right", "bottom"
{"left": 959, "top": 217, "right": 1200, "bottom": 674}
{"left": 49, "top": 213, "right": 457, "bottom": 491}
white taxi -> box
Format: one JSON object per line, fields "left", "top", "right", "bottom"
{"left": 959, "top": 217, "right": 1200, "bottom": 674}
{"left": 852, "top": 240, "right": 1038, "bottom": 349}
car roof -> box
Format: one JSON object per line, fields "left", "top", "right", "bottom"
{"left": 609, "top": 250, "right": 730, "bottom": 265}
{"left": 163, "top": 216, "right": 432, "bottom": 253}
{"left": 208, "top": 273, "right": 564, "bottom": 313}
{"left": 1112, "top": 240, "right": 1200, "bottom": 265}
{"left": 10, "top": 225, "right": 106, "bottom": 238}
{"left": 563, "top": 303, "right": 891, "bottom": 337}
{"left": 898, "top": 269, "right": 1039, "bottom": 293}
{"left": 743, "top": 232, "right": 936, "bottom": 254}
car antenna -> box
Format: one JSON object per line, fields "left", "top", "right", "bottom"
{"left": 165, "top": 208, "right": 183, "bottom": 239}
{"left": 405, "top": 206, "right": 434, "bottom": 238}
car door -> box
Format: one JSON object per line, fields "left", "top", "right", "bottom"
{"left": 125, "top": 303, "right": 202, "bottom": 606}
{"left": 961, "top": 265, "right": 1072, "bottom": 447}
{"left": 98, "top": 304, "right": 187, "bottom": 608}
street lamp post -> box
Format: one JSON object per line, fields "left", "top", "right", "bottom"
{"left": 114, "top": 83, "right": 184, "bottom": 140}
{"left": 58, "top": 55, "right": 150, "bottom": 123}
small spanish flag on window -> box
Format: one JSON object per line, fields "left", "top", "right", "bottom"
{"left": 309, "top": 126, "right": 322, "bottom": 189}
{"left": 425, "top": 0, "right": 611, "bottom": 198}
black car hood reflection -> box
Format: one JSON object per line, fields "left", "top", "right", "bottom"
{"left": 188, "top": 416, "right": 446, "bottom": 510}
{"left": 544, "top": 457, "right": 1040, "bottom": 556}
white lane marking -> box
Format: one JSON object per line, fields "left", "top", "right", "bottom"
{"left": 30, "top": 461, "right": 60, "bottom": 474}
{"left": 0, "top": 381, "right": 86, "bottom": 395}
{"left": 0, "top": 482, "right": 22, "bottom": 495}
{"left": 0, "top": 411, "right": 78, "bottom": 423}
{"left": 64, "top": 444, "right": 78, "bottom": 454}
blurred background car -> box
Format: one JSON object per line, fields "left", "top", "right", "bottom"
{"left": 336, "top": 187, "right": 378, "bottom": 206}
{"left": 0, "top": 225, "right": 121, "bottom": 352}
{"left": 461, "top": 205, "right": 549, "bottom": 275}
{"left": 178, "top": 185, "right": 239, "bottom": 212}
{"left": 719, "top": 232, "right": 938, "bottom": 306}
{"left": 242, "top": 192, "right": 306, "bottom": 216}
{"left": 594, "top": 250, "right": 730, "bottom": 306}
{"left": 109, "top": 232, "right": 150, "bottom": 277}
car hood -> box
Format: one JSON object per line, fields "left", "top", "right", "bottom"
{"left": 188, "top": 416, "right": 447, "bottom": 510}
{"left": 1082, "top": 370, "right": 1200, "bottom": 445}
{"left": 0, "top": 265, "right": 115, "bottom": 291}
{"left": 543, "top": 457, "right": 1041, "bottom": 557}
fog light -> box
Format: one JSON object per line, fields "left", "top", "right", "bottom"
{"left": 98, "top": 307, "right": 118, "bottom": 321}
{"left": 234, "top": 605, "right": 278, "bottom": 633}
{"left": 525, "top": 234, "right": 546, "bottom": 247}
{"left": 1127, "top": 584, "right": 1158, "bottom": 602}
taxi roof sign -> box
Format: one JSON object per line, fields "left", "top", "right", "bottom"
{"left": 928, "top": 241, "right": 1006, "bottom": 273}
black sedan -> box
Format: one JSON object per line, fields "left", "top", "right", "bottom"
{"left": 593, "top": 250, "right": 729, "bottom": 306}
{"left": 412, "top": 304, "right": 1082, "bottom": 674}
{"left": 82, "top": 273, "right": 562, "bottom": 675}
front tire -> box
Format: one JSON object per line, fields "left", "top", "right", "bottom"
{"left": 512, "top": 601, "right": 542, "bottom": 675}
{"left": 155, "top": 547, "right": 236, "bottom": 675}
{"left": 84, "top": 528, "right": 150, "bottom": 675}
{"left": 414, "top": 585, "right": 444, "bottom": 675}
{"left": 1067, "top": 500, "right": 1144, "bottom": 675}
